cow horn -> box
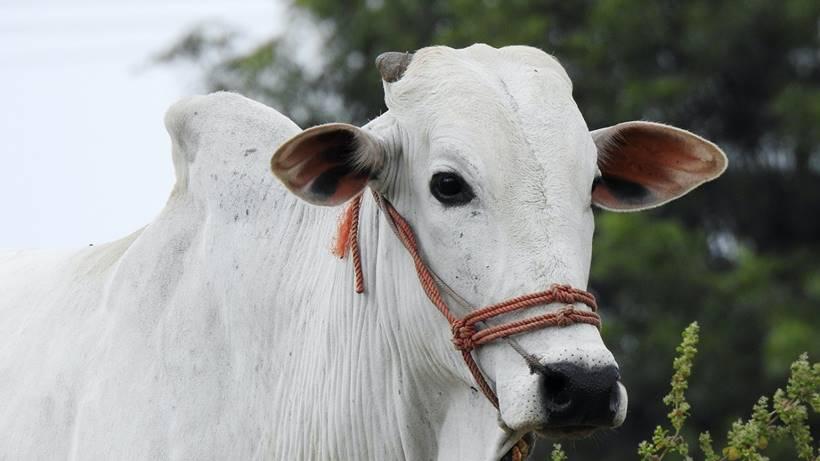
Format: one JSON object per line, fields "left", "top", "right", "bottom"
{"left": 376, "top": 51, "right": 413, "bottom": 83}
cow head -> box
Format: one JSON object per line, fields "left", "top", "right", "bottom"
{"left": 271, "top": 45, "right": 726, "bottom": 456}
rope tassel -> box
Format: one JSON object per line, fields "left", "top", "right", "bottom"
{"left": 334, "top": 193, "right": 365, "bottom": 293}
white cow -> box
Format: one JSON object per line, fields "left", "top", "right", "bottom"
{"left": 0, "top": 44, "right": 726, "bottom": 460}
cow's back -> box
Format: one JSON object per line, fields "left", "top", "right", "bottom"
{"left": 0, "top": 233, "right": 140, "bottom": 459}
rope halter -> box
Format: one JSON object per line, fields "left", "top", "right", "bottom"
{"left": 337, "top": 191, "right": 601, "bottom": 409}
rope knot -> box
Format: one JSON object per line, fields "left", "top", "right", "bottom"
{"left": 551, "top": 283, "right": 577, "bottom": 305}
{"left": 451, "top": 320, "right": 477, "bottom": 352}
{"left": 553, "top": 306, "right": 577, "bottom": 327}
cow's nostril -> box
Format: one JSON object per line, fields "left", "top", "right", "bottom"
{"left": 541, "top": 367, "right": 565, "bottom": 394}
{"left": 552, "top": 392, "right": 571, "bottom": 407}
{"left": 540, "top": 366, "right": 572, "bottom": 411}
{"left": 609, "top": 384, "right": 620, "bottom": 414}
{"left": 536, "top": 362, "right": 621, "bottom": 427}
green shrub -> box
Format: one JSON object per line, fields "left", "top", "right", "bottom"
{"left": 551, "top": 322, "right": 819, "bottom": 460}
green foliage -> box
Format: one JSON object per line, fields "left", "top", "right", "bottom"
{"left": 550, "top": 443, "right": 567, "bottom": 461}
{"left": 551, "top": 324, "right": 819, "bottom": 461}
{"left": 637, "top": 323, "right": 700, "bottom": 460}
{"left": 592, "top": 213, "right": 820, "bottom": 460}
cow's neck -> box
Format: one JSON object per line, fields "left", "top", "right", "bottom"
{"left": 258, "top": 192, "right": 506, "bottom": 460}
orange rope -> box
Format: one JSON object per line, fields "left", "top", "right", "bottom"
{"left": 348, "top": 194, "right": 364, "bottom": 293}
{"left": 333, "top": 201, "right": 355, "bottom": 258}
{"left": 511, "top": 438, "right": 530, "bottom": 461}
{"left": 336, "top": 191, "right": 600, "bottom": 411}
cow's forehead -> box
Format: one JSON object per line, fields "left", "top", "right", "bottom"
{"left": 383, "top": 44, "right": 594, "bottom": 184}
{"left": 384, "top": 44, "right": 573, "bottom": 115}
{"left": 393, "top": 44, "right": 571, "bottom": 90}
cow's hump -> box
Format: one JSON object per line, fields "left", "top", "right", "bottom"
{"left": 163, "top": 92, "right": 300, "bottom": 202}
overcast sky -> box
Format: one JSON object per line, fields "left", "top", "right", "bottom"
{"left": 0, "top": 0, "right": 284, "bottom": 248}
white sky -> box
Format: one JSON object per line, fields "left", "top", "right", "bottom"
{"left": 0, "top": 0, "right": 284, "bottom": 248}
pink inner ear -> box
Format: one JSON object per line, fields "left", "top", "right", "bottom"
{"left": 595, "top": 123, "right": 726, "bottom": 210}
{"left": 272, "top": 125, "right": 374, "bottom": 206}
{"left": 273, "top": 133, "right": 343, "bottom": 188}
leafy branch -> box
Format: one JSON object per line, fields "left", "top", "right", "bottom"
{"left": 638, "top": 322, "right": 700, "bottom": 460}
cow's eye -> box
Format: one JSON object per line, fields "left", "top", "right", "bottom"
{"left": 430, "top": 172, "right": 475, "bottom": 206}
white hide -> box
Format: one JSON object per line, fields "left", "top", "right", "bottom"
{"left": 0, "top": 44, "right": 720, "bottom": 460}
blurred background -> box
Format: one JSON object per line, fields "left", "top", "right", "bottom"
{"left": 0, "top": 0, "right": 280, "bottom": 247}
{"left": 3, "top": 0, "right": 819, "bottom": 459}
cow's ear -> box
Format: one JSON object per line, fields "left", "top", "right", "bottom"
{"left": 271, "top": 123, "right": 385, "bottom": 206}
{"left": 591, "top": 121, "right": 727, "bottom": 212}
